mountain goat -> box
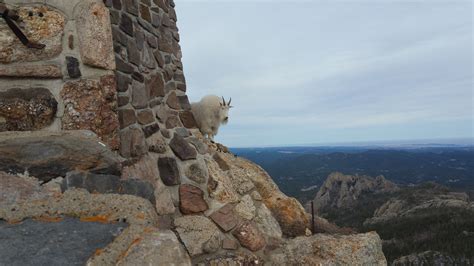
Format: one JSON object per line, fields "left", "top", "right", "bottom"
{"left": 191, "top": 95, "right": 233, "bottom": 141}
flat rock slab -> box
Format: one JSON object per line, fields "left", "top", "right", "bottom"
{"left": 0, "top": 131, "right": 122, "bottom": 183}
{"left": 0, "top": 218, "right": 126, "bottom": 266}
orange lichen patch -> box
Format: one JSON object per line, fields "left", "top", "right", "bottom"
{"left": 116, "top": 238, "right": 143, "bottom": 262}
{"left": 33, "top": 216, "right": 64, "bottom": 223}
{"left": 135, "top": 212, "right": 145, "bottom": 220}
{"left": 7, "top": 219, "right": 23, "bottom": 225}
{"left": 94, "top": 248, "right": 104, "bottom": 256}
{"left": 143, "top": 227, "right": 155, "bottom": 233}
{"left": 80, "top": 214, "right": 111, "bottom": 224}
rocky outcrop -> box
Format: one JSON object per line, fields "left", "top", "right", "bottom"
{"left": 392, "top": 251, "right": 471, "bottom": 266}
{"left": 214, "top": 152, "right": 310, "bottom": 237}
{"left": 174, "top": 215, "right": 223, "bottom": 256}
{"left": 269, "top": 231, "right": 387, "bottom": 265}
{"left": 365, "top": 184, "right": 473, "bottom": 226}
{"left": 313, "top": 172, "right": 399, "bottom": 212}
{"left": 116, "top": 228, "right": 191, "bottom": 266}
{"left": 0, "top": 131, "right": 122, "bottom": 183}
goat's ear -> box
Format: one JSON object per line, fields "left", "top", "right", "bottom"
{"left": 229, "top": 105, "right": 234, "bottom": 108}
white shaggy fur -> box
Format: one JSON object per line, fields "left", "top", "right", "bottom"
{"left": 191, "top": 95, "right": 232, "bottom": 141}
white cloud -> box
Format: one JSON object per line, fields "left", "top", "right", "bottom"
{"left": 177, "top": 1, "right": 473, "bottom": 147}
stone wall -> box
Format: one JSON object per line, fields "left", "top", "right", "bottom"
{"left": 0, "top": 0, "right": 119, "bottom": 149}
{"left": 0, "top": 0, "right": 316, "bottom": 264}
{"left": 104, "top": 0, "right": 195, "bottom": 159}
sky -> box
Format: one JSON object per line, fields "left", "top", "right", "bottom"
{"left": 176, "top": 0, "right": 473, "bottom": 147}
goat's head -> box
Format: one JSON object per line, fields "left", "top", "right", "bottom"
{"left": 219, "top": 96, "right": 233, "bottom": 124}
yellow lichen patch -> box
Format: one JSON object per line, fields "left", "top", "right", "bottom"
{"left": 33, "top": 216, "right": 64, "bottom": 223}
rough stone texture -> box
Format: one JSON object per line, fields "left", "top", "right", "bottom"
{"left": 66, "top": 56, "right": 82, "bottom": 78}
{"left": 0, "top": 171, "right": 61, "bottom": 206}
{"left": 166, "top": 115, "right": 182, "bottom": 129}
{"left": 203, "top": 231, "right": 222, "bottom": 254}
{"left": 0, "top": 64, "right": 62, "bottom": 78}
{"left": 0, "top": 87, "right": 57, "bottom": 132}
{"left": 0, "top": 131, "right": 122, "bottom": 183}
{"left": 0, "top": 218, "right": 126, "bottom": 266}
{"left": 176, "top": 127, "right": 190, "bottom": 137}
{"left": 116, "top": 228, "right": 191, "bottom": 266}
{"left": 250, "top": 191, "right": 262, "bottom": 201}
{"left": 185, "top": 161, "right": 208, "bottom": 184}
{"left": 174, "top": 215, "right": 223, "bottom": 256}
{"left": 119, "top": 109, "right": 137, "bottom": 128}
{"left": 177, "top": 95, "right": 191, "bottom": 110}
{"left": 222, "top": 153, "right": 310, "bottom": 237}
{"left": 142, "top": 123, "right": 160, "bottom": 137}
{"left": 131, "top": 80, "right": 148, "bottom": 109}
{"left": 269, "top": 232, "right": 387, "bottom": 265}
{"left": 209, "top": 203, "right": 238, "bottom": 232}
{"left": 61, "top": 75, "right": 120, "bottom": 150}
{"left": 169, "top": 133, "right": 197, "bottom": 160}
{"left": 121, "top": 154, "right": 158, "bottom": 186}
{"left": 232, "top": 221, "right": 266, "bottom": 252}
{"left": 392, "top": 251, "right": 465, "bottom": 266}
{"left": 0, "top": 5, "right": 65, "bottom": 63}
{"left": 213, "top": 153, "right": 230, "bottom": 171}
{"left": 0, "top": 188, "right": 158, "bottom": 226}
{"left": 166, "top": 91, "right": 180, "bottom": 109}
{"left": 146, "top": 134, "right": 167, "bottom": 153}
{"left": 179, "top": 184, "right": 208, "bottom": 214}
{"left": 75, "top": 0, "right": 115, "bottom": 69}
{"left": 61, "top": 172, "right": 155, "bottom": 204}
{"left": 230, "top": 172, "right": 255, "bottom": 195}
{"left": 154, "top": 187, "right": 176, "bottom": 215}
{"left": 222, "top": 238, "right": 239, "bottom": 250}
{"left": 206, "top": 158, "right": 240, "bottom": 204}
{"left": 188, "top": 137, "right": 208, "bottom": 154}
{"left": 313, "top": 172, "right": 399, "bottom": 213}
{"left": 146, "top": 73, "right": 165, "bottom": 98}
{"left": 179, "top": 110, "right": 197, "bottom": 128}
{"left": 254, "top": 203, "right": 283, "bottom": 240}
{"left": 235, "top": 194, "right": 256, "bottom": 221}
{"left": 136, "top": 109, "right": 155, "bottom": 125}
{"left": 158, "top": 157, "right": 180, "bottom": 186}
{"left": 119, "top": 126, "right": 147, "bottom": 158}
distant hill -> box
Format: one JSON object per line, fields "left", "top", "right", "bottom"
{"left": 233, "top": 146, "right": 474, "bottom": 203}
{"left": 311, "top": 174, "right": 474, "bottom": 264}
{"left": 308, "top": 172, "right": 399, "bottom": 227}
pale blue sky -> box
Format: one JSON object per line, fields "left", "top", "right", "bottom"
{"left": 176, "top": 0, "right": 473, "bottom": 147}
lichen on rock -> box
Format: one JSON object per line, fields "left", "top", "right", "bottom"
{"left": 0, "top": 5, "right": 65, "bottom": 63}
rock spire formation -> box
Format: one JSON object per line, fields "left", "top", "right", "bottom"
{"left": 0, "top": 0, "right": 386, "bottom": 264}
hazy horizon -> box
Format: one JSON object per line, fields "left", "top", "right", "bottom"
{"left": 229, "top": 137, "right": 474, "bottom": 149}
{"left": 177, "top": 1, "right": 473, "bottom": 147}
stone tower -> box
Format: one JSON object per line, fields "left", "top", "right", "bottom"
{"left": 0, "top": 1, "right": 385, "bottom": 265}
